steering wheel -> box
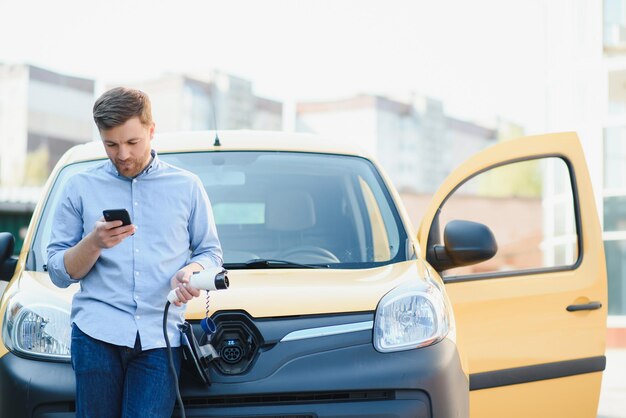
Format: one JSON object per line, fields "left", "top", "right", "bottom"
{"left": 276, "top": 246, "right": 340, "bottom": 264}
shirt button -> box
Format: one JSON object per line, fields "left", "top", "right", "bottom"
{"left": 135, "top": 271, "right": 139, "bottom": 276}
{"left": 135, "top": 295, "right": 140, "bottom": 300}
{"left": 133, "top": 179, "right": 137, "bottom": 183}
{"left": 135, "top": 249, "right": 139, "bottom": 253}
{"left": 134, "top": 202, "right": 138, "bottom": 206}
{"left": 136, "top": 315, "right": 141, "bottom": 320}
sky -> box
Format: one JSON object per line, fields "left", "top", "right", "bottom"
{"left": 0, "top": 0, "right": 548, "bottom": 131}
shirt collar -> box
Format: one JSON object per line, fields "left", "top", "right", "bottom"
{"left": 106, "top": 150, "right": 161, "bottom": 179}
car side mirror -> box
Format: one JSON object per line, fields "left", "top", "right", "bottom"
{"left": 427, "top": 220, "right": 497, "bottom": 272}
{"left": 0, "top": 232, "right": 17, "bottom": 282}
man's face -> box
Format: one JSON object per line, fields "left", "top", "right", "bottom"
{"left": 100, "top": 117, "right": 154, "bottom": 178}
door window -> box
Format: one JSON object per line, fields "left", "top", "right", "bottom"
{"left": 437, "top": 157, "right": 579, "bottom": 277}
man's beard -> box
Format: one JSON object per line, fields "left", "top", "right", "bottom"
{"left": 115, "top": 159, "right": 143, "bottom": 177}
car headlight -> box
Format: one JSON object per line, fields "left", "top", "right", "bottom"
{"left": 373, "top": 284, "right": 451, "bottom": 353}
{"left": 3, "top": 292, "right": 71, "bottom": 361}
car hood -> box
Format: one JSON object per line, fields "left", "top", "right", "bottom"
{"left": 15, "top": 260, "right": 427, "bottom": 319}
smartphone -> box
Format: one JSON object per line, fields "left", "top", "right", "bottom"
{"left": 103, "top": 209, "right": 132, "bottom": 226}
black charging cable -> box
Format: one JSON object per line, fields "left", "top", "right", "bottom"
{"left": 162, "top": 269, "right": 228, "bottom": 418}
{"left": 163, "top": 301, "right": 186, "bottom": 418}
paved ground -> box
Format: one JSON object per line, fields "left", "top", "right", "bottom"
{"left": 598, "top": 349, "right": 626, "bottom": 418}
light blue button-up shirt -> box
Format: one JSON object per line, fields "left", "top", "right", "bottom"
{"left": 47, "top": 151, "right": 223, "bottom": 349}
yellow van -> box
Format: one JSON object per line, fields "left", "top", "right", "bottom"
{"left": 0, "top": 131, "right": 606, "bottom": 417}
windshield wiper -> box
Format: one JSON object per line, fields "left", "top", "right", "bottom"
{"left": 224, "top": 259, "right": 329, "bottom": 269}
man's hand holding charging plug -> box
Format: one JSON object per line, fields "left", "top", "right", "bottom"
{"left": 170, "top": 263, "right": 203, "bottom": 307}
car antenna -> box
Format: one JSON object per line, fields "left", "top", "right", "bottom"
{"left": 210, "top": 87, "right": 221, "bottom": 146}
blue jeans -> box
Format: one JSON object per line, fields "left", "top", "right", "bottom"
{"left": 71, "top": 324, "right": 181, "bottom": 418}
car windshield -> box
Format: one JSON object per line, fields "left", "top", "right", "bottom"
{"left": 29, "top": 151, "right": 407, "bottom": 270}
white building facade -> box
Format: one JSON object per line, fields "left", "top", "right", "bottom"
{"left": 603, "top": 0, "right": 626, "bottom": 330}
{"left": 541, "top": 0, "right": 626, "bottom": 337}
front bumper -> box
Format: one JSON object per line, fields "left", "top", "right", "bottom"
{"left": 0, "top": 312, "right": 468, "bottom": 418}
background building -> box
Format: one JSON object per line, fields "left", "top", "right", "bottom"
{"left": 0, "top": 63, "right": 95, "bottom": 186}
{"left": 541, "top": 0, "right": 626, "bottom": 344}
{"left": 118, "top": 70, "right": 283, "bottom": 133}
{"left": 446, "top": 116, "right": 500, "bottom": 172}
{"left": 296, "top": 94, "right": 497, "bottom": 194}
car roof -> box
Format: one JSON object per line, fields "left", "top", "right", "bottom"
{"left": 63, "top": 130, "right": 372, "bottom": 163}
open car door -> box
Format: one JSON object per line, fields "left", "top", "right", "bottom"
{"left": 418, "top": 132, "right": 606, "bottom": 417}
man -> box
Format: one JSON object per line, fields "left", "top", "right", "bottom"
{"left": 47, "top": 87, "right": 223, "bottom": 418}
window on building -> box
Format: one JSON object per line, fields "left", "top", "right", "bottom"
{"left": 609, "top": 71, "right": 626, "bottom": 114}
{"left": 604, "top": 0, "right": 626, "bottom": 51}
{"left": 605, "top": 240, "right": 626, "bottom": 315}
{"left": 604, "top": 196, "right": 626, "bottom": 231}
{"left": 183, "top": 83, "right": 213, "bottom": 131}
{"left": 604, "top": 126, "right": 626, "bottom": 191}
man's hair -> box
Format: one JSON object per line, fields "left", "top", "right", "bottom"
{"left": 92, "top": 87, "right": 153, "bottom": 131}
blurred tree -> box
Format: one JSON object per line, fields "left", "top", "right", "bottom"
{"left": 476, "top": 159, "right": 543, "bottom": 198}
{"left": 23, "top": 146, "right": 50, "bottom": 186}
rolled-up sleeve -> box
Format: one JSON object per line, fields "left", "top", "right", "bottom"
{"left": 47, "top": 178, "right": 83, "bottom": 288}
{"left": 187, "top": 176, "right": 223, "bottom": 269}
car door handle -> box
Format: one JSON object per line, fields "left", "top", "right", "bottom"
{"left": 566, "top": 301, "right": 602, "bottom": 312}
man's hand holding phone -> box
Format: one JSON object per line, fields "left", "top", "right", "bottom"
{"left": 93, "top": 209, "right": 136, "bottom": 249}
